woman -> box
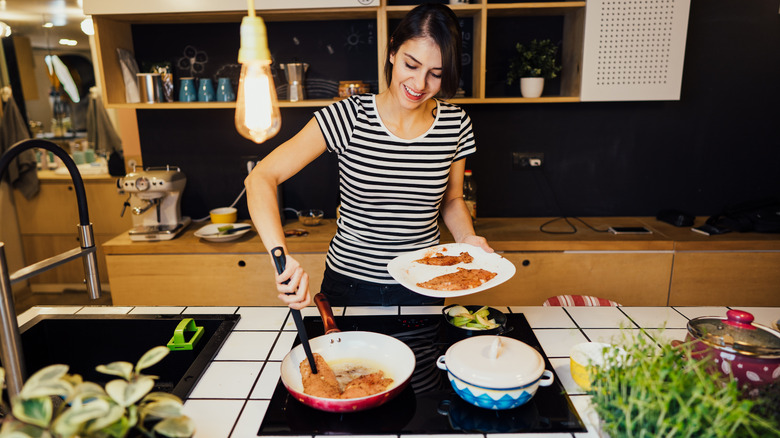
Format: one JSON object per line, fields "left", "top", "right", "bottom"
{"left": 245, "top": 3, "right": 492, "bottom": 309}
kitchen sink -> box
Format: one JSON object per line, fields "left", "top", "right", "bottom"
{"left": 17, "top": 313, "right": 240, "bottom": 399}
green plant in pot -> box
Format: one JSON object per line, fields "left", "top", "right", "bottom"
{"left": 506, "top": 39, "right": 562, "bottom": 98}
{"left": 586, "top": 331, "right": 779, "bottom": 437}
{"left": 0, "top": 346, "right": 195, "bottom": 438}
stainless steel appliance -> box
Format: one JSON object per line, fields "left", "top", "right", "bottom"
{"left": 118, "top": 166, "right": 191, "bottom": 241}
{"left": 280, "top": 62, "right": 308, "bottom": 102}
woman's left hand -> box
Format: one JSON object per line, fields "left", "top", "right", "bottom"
{"left": 462, "top": 234, "right": 494, "bottom": 253}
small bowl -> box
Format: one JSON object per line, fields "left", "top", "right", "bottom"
{"left": 569, "top": 342, "right": 623, "bottom": 390}
{"left": 298, "top": 209, "right": 324, "bottom": 226}
{"left": 210, "top": 207, "right": 237, "bottom": 224}
{"left": 443, "top": 305, "right": 508, "bottom": 341}
{"left": 437, "top": 336, "right": 554, "bottom": 410}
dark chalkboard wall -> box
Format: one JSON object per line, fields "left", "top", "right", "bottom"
{"left": 136, "top": 0, "right": 779, "bottom": 221}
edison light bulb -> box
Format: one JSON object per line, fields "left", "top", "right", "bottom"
{"left": 235, "top": 15, "right": 281, "bottom": 143}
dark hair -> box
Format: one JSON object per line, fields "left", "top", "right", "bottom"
{"left": 384, "top": 3, "right": 462, "bottom": 99}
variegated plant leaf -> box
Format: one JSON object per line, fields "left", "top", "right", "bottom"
{"left": 96, "top": 361, "right": 133, "bottom": 380}
{"left": 141, "top": 391, "right": 183, "bottom": 405}
{"left": 18, "top": 364, "right": 69, "bottom": 399}
{"left": 140, "top": 399, "right": 184, "bottom": 419}
{"left": 51, "top": 397, "right": 110, "bottom": 437}
{"left": 84, "top": 402, "right": 126, "bottom": 433}
{"left": 69, "top": 381, "right": 107, "bottom": 400}
{"left": 11, "top": 396, "right": 53, "bottom": 428}
{"left": 105, "top": 377, "right": 155, "bottom": 407}
{"left": 19, "top": 379, "right": 74, "bottom": 399}
{"left": 152, "top": 415, "right": 196, "bottom": 438}
{"left": 135, "top": 346, "right": 169, "bottom": 373}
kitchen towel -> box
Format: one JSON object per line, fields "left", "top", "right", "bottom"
{"left": 0, "top": 95, "right": 38, "bottom": 199}
{"left": 86, "top": 90, "right": 123, "bottom": 156}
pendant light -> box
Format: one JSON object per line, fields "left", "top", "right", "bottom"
{"left": 235, "top": 0, "right": 281, "bottom": 144}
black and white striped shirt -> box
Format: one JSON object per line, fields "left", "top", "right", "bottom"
{"left": 314, "top": 94, "right": 476, "bottom": 283}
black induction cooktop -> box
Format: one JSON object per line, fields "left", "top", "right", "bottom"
{"left": 258, "top": 312, "right": 586, "bottom": 435}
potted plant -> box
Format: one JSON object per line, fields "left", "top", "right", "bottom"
{"left": 506, "top": 39, "right": 562, "bottom": 98}
{"left": 0, "top": 346, "right": 195, "bottom": 438}
{"left": 585, "top": 332, "right": 780, "bottom": 437}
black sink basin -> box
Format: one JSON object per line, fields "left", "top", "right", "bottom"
{"left": 17, "top": 313, "right": 239, "bottom": 399}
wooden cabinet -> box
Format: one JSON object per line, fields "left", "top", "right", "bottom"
{"left": 103, "top": 217, "right": 780, "bottom": 307}
{"left": 90, "top": 1, "right": 587, "bottom": 109}
{"left": 13, "top": 172, "right": 134, "bottom": 292}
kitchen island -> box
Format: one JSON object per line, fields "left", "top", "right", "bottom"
{"left": 16, "top": 304, "right": 780, "bottom": 438}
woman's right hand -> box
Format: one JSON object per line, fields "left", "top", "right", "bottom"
{"left": 274, "top": 253, "right": 312, "bottom": 309}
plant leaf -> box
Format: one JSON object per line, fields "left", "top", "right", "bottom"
{"left": 19, "top": 379, "right": 74, "bottom": 399}
{"left": 51, "top": 397, "right": 110, "bottom": 437}
{"left": 153, "top": 416, "right": 196, "bottom": 438}
{"left": 105, "top": 377, "right": 155, "bottom": 407}
{"left": 141, "top": 399, "right": 184, "bottom": 419}
{"left": 11, "top": 396, "right": 53, "bottom": 429}
{"left": 135, "top": 346, "right": 169, "bottom": 373}
{"left": 85, "top": 403, "right": 126, "bottom": 433}
{"left": 18, "top": 365, "right": 69, "bottom": 399}
{"left": 96, "top": 361, "right": 133, "bottom": 380}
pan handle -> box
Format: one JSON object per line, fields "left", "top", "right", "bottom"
{"left": 314, "top": 293, "right": 341, "bottom": 335}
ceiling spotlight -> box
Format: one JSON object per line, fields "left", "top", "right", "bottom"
{"left": 43, "top": 22, "right": 54, "bottom": 28}
{"left": 58, "top": 38, "right": 77, "bottom": 46}
{"left": 81, "top": 17, "right": 94, "bottom": 36}
{"left": 0, "top": 21, "right": 11, "bottom": 38}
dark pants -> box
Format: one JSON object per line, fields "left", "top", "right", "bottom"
{"left": 320, "top": 266, "right": 444, "bottom": 307}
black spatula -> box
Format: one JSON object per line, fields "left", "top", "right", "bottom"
{"left": 271, "top": 246, "right": 317, "bottom": 374}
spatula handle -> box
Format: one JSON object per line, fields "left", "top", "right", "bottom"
{"left": 270, "top": 246, "right": 318, "bottom": 374}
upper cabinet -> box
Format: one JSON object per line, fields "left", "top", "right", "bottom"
{"left": 86, "top": 0, "right": 689, "bottom": 109}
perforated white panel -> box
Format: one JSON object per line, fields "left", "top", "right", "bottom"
{"left": 580, "top": 0, "right": 691, "bottom": 101}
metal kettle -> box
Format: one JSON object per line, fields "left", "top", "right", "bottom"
{"left": 279, "top": 62, "right": 309, "bottom": 102}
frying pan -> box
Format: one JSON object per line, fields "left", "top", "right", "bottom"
{"left": 279, "top": 293, "right": 416, "bottom": 412}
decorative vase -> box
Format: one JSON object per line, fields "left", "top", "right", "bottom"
{"left": 520, "top": 77, "right": 545, "bottom": 98}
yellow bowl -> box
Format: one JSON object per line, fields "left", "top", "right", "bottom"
{"left": 569, "top": 342, "right": 615, "bottom": 390}
{"left": 210, "top": 207, "right": 237, "bottom": 224}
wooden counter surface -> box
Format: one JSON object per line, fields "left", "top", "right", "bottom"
{"left": 103, "top": 216, "right": 780, "bottom": 255}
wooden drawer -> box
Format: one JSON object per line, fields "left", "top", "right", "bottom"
{"left": 447, "top": 251, "right": 674, "bottom": 306}
{"left": 106, "top": 252, "right": 326, "bottom": 306}
{"left": 669, "top": 251, "right": 780, "bottom": 306}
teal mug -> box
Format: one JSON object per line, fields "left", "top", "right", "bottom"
{"left": 198, "top": 78, "right": 215, "bottom": 102}
{"left": 216, "top": 77, "right": 235, "bottom": 102}
{"left": 179, "top": 77, "right": 197, "bottom": 102}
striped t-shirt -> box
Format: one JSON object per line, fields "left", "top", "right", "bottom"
{"left": 314, "top": 94, "right": 476, "bottom": 283}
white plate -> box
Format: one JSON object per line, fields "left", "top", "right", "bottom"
{"left": 193, "top": 223, "right": 251, "bottom": 242}
{"left": 387, "top": 243, "right": 516, "bottom": 298}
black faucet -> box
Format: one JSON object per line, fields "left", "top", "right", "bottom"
{"left": 0, "top": 139, "right": 101, "bottom": 398}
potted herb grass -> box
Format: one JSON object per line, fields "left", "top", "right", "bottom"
{"left": 0, "top": 346, "right": 195, "bottom": 438}
{"left": 506, "top": 39, "right": 562, "bottom": 98}
{"left": 586, "top": 332, "right": 779, "bottom": 437}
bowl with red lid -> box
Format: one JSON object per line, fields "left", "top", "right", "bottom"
{"left": 436, "top": 336, "right": 554, "bottom": 410}
{"left": 672, "top": 309, "right": 780, "bottom": 389}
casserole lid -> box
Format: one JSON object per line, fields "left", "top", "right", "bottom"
{"left": 443, "top": 336, "right": 545, "bottom": 388}
{"left": 688, "top": 309, "right": 780, "bottom": 358}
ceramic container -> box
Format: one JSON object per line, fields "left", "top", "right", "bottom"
{"left": 442, "top": 304, "right": 509, "bottom": 341}
{"left": 209, "top": 207, "right": 237, "bottom": 224}
{"left": 178, "top": 77, "right": 197, "bottom": 102}
{"left": 436, "top": 336, "right": 554, "bottom": 410}
{"left": 198, "top": 78, "right": 215, "bottom": 102}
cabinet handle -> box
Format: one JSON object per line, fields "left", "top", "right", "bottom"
{"left": 237, "top": 260, "right": 246, "bottom": 267}
{"left": 67, "top": 186, "right": 73, "bottom": 191}
{"left": 522, "top": 260, "right": 531, "bottom": 267}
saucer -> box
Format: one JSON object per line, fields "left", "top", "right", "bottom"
{"left": 194, "top": 223, "right": 251, "bottom": 242}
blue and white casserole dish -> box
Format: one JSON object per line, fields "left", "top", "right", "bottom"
{"left": 436, "top": 335, "right": 554, "bottom": 410}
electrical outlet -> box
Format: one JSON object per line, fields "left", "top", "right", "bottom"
{"left": 512, "top": 152, "right": 544, "bottom": 170}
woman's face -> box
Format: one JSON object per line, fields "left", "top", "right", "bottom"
{"left": 389, "top": 37, "right": 442, "bottom": 109}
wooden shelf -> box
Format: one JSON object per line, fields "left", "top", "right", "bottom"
{"left": 93, "top": 0, "right": 586, "bottom": 108}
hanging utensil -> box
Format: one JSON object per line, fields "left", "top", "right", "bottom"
{"left": 271, "top": 246, "right": 317, "bottom": 374}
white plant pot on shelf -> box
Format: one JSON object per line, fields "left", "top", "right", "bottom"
{"left": 520, "top": 77, "right": 545, "bottom": 98}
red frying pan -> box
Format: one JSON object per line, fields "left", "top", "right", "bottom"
{"left": 279, "top": 294, "right": 416, "bottom": 412}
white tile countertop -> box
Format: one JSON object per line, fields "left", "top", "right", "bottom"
{"left": 16, "top": 305, "right": 780, "bottom": 438}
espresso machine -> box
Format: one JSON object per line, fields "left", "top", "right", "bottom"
{"left": 118, "top": 166, "right": 191, "bottom": 241}
{"left": 280, "top": 62, "right": 308, "bottom": 102}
